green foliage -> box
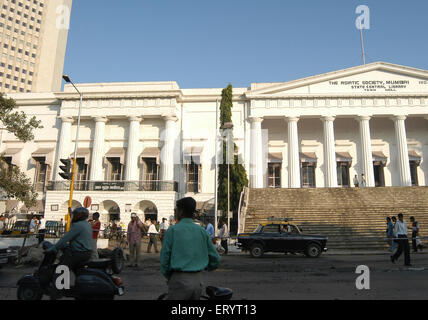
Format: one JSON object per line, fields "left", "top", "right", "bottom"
{"left": 0, "top": 94, "right": 42, "bottom": 207}
{"left": 0, "top": 94, "right": 42, "bottom": 142}
{"left": 217, "top": 85, "right": 249, "bottom": 221}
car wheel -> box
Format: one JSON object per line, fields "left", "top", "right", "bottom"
{"left": 250, "top": 243, "right": 264, "bottom": 258}
{"left": 17, "top": 285, "right": 43, "bottom": 301}
{"left": 305, "top": 243, "right": 322, "bottom": 258}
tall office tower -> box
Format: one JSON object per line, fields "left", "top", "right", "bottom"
{"left": 0, "top": 0, "right": 72, "bottom": 93}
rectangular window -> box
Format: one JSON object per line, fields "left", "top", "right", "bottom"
{"left": 186, "top": 161, "right": 201, "bottom": 193}
{"left": 74, "top": 158, "right": 88, "bottom": 191}
{"left": 268, "top": 163, "right": 281, "bottom": 188}
{"left": 337, "top": 162, "right": 350, "bottom": 187}
{"left": 301, "top": 163, "right": 316, "bottom": 188}
{"left": 410, "top": 161, "right": 419, "bottom": 186}
{"left": 107, "top": 157, "right": 122, "bottom": 181}
{"left": 142, "top": 158, "right": 159, "bottom": 191}
{"left": 373, "top": 162, "right": 385, "bottom": 187}
{"left": 33, "top": 157, "right": 50, "bottom": 191}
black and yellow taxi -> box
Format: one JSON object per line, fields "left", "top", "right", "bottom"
{"left": 237, "top": 217, "right": 328, "bottom": 258}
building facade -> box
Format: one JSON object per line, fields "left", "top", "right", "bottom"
{"left": 1, "top": 62, "right": 428, "bottom": 225}
{"left": 0, "top": 0, "right": 72, "bottom": 93}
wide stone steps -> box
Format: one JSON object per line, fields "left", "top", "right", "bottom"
{"left": 243, "top": 187, "right": 428, "bottom": 250}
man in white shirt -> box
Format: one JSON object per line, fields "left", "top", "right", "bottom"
{"left": 38, "top": 217, "right": 46, "bottom": 245}
{"left": 218, "top": 220, "right": 229, "bottom": 255}
{"left": 159, "top": 218, "right": 169, "bottom": 244}
{"left": 147, "top": 222, "right": 159, "bottom": 253}
{"left": 391, "top": 213, "right": 411, "bottom": 266}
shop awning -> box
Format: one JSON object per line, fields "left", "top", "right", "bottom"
{"left": 183, "top": 146, "right": 203, "bottom": 164}
{"left": 140, "top": 147, "right": 161, "bottom": 165}
{"left": 31, "top": 148, "right": 55, "bottom": 166}
{"left": 300, "top": 152, "right": 317, "bottom": 163}
{"left": 1, "top": 148, "right": 22, "bottom": 166}
{"left": 268, "top": 152, "right": 283, "bottom": 163}
{"left": 104, "top": 147, "right": 126, "bottom": 164}
{"left": 70, "top": 148, "right": 91, "bottom": 165}
{"left": 20, "top": 200, "right": 45, "bottom": 214}
{"left": 409, "top": 150, "right": 422, "bottom": 162}
{"left": 336, "top": 152, "right": 353, "bottom": 162}
{"left": 372, "top": 151, "right": 387, "bottom": 162}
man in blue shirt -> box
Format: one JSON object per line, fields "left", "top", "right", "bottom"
{"left": 160, "top": 197, "right": 220, "bottom": 300}
{"left": 206, "top": 222, "right": 214, "bottom": 238}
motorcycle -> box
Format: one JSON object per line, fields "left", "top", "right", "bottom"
{"left": 17, "top": 242, "right": 125, "bottom": 300}
{"left": 158, "top": 286, "right": 233, "bottom": 300}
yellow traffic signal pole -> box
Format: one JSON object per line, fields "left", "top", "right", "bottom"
{"left": 64, "top": 75, "right": 83, "bottom": 232}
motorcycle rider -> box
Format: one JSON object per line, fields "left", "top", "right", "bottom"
{"left": 46, "top": 207, "right": 93, "bottom": 272}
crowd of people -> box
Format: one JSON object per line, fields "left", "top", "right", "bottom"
{"left": 386, "top": 213, "right": 423, "bottom": 267}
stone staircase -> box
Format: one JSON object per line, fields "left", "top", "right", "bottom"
{"left": 243, "top": 187, "right": 428, "bottom": 250}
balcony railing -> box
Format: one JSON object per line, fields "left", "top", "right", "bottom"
{"left": 46, "top": 180, "right": 178, "bottom": 192}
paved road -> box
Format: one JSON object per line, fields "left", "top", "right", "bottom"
{"left": 1, "top": 252, "right": 427, "bottom": 300}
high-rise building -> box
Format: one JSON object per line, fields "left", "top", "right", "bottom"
{"left": 0, "top": 0, "right": 72, "bottom": 93}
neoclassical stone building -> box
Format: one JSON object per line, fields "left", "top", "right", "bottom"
{"left": 1, "top": 62, "right": 427, "bottom": 225}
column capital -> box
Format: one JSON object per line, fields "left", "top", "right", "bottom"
{"left": 162, "top": 114, "right": 178, "bottom": 122}
{"left": 356, "top": 115, "right": 372, "bottom": 121}
{"left": 321, "top": 116, "right": 336, "bottom": 122}
{"left": 59, "top": 116, "right": 73, "bottom": 123}
{"left": 392, "top": 115, "right": 407, "bottom": 121}
{"left": 285, "top": 116, "right": 299, "bottom": 123}
{"left": 249, "top": 116, "right": 264, "bottom": 123}
{"left": 92, "top": 116, "right": 108, "bottom": 123}
{"left": 128, "top": 116, "right": 142, "bottom": 122}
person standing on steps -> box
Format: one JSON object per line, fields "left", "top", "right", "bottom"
{"left": 410, "top": 216, "right": 423, "bottom": 252}
{"left": 147, "top": 220, "right": 159, "bottom": 253}
{"left": 391, "top": 213, "right": 411, "bottom": 267}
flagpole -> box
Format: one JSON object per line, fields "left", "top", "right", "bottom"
{"left": 214, "top": 99, "right": 219, "bottom": 236}
{"left": 360, "top": 21, "right": 366, "bottom": 65}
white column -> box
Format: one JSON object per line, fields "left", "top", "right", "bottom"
{"left": 249, "top": 117, "right": 264, "bottom": 188}
{"left": 322, "top": 116, "right": 338, "bottom": 187}
{"left": 54, "top": 116, "right": 73, "bottom": 180}
{"left": 161, "top": 115, "right": 177, "bottom": 182}
{"left": 89, "top": 117, "right": 107, "bottom": 181}
{"left": 287, "top": 117, "right": 301, "bottom": 188}
{"left": 393, "top": 115, "right": 411, "bottom": 187}
{"left": 125, "top": 116, "right": 142, "bottom": 181}
{"left": 357, "top": 116, "right": 375, "bottom": 187}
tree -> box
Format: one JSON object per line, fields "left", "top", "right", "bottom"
{"left": 0, "top": 94, "right": 43, "bottom": 208}
{"left": 217, "top": 84, "right": 249, "bottom": 230}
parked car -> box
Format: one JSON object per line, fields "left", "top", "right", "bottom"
{"left": 237, "top": 218, "right": 328, "bottom": 258}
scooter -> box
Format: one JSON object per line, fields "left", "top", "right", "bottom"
{"left": 158, "top": 286, "right": 233, "bottom": 300}
{"left": 17, "top": 242, "right": 125, "bottom": 300}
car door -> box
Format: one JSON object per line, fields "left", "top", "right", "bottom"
{"left": 260, "top": 224, "right": 281, "bottom": 252}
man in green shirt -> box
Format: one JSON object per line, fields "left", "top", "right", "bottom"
{"left": 160, "top": 197, "right": 220, "bottom": 300}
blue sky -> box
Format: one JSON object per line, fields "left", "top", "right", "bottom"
{"left": 63, "top": 0, "right": 428, "bottom": 89}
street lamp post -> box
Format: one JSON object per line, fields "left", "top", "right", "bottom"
{"left": 62, "top": 75, "right": 83, "bottom": 232}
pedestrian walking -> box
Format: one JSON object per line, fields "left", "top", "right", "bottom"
{"left": 360, "top": 173, "right": 367, "bottom": 187}
{"left": 147, "top": 220, "right": 159, "bottom": 253}
{"left": 218, "top": 220, "right": 229, "bottom": 255}
{"left": 353, "top": 175, "right": 359, "bottom": 188}
{"left": 29, "top": 216, "right": 37, "bottom": 233}
{"left": 206, "top": 221, "right": 215, "bottom": 245}
{"left": 391, "top": 213, "right": 411, "bottom": 266}
{"left": 160, "top": 197, "right": 220, "bottom": 300}
{"left": 410, "top": 216, "right": 423, "bottom": 252}
{"left": 91, "top": 212, "right": 101, "bottom": 260}
{"left": 386, "top": 217, "right": 395, "bottom": 252}
{"left": 38, "top": 216, "right": 46, "bottom": 245}
{"left": 127, "top": 213, "right": 143, "bottom": 267}
{"left": 159, "top": 218, "right": 169, "bottom": 244}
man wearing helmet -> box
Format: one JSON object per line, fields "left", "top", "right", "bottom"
{"left": 47, "top": 207, "right": 93, "bottom": 271}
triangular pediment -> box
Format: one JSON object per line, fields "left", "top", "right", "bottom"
{"left": 246, "top": 62, "right": 428, "bottom": 96}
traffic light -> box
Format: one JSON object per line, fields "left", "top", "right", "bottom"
{"left": 59, "top": 158, "right": 72, "bottom": 180}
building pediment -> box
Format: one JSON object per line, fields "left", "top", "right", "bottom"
{"left": 246, "top": 62, "right": 428, "bottom": 97}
